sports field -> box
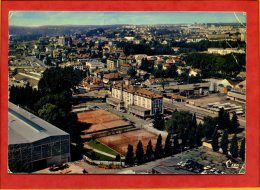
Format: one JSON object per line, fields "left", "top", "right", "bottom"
{"left": 77, "top": 109, "right": 131, "bottom": 133}
{"left": 98, "top": 129, "right": 165, "bottom": 156}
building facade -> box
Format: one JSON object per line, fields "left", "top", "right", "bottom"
{"left": 106, "top": 83, "right": 163, "bottom": 118}
{"left": 107, "top": 59, "right": 120, "bottom": 71}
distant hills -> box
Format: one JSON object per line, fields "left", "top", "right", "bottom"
{"left": 9, "top": 23, "right": 244, "bottom": 37}
{"left": 9, "top": 25, "right": 102, "bottom": 36}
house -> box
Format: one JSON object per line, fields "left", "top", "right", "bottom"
{"left": 103, "top": 72, "right": 122, "bottom": 84}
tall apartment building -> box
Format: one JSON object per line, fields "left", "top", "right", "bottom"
{"left": 107, "top": 59, "right": 120, "bottom": 71}
{"left": 106, "top": 83, "right": 163, "bottom": 118}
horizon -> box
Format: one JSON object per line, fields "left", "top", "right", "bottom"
{"left": 9, "top": 11, "right": 246, "bottom": 27}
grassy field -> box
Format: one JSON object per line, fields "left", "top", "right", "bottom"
{"left": 84, "top": 149, "right": 115, "bottom": 161}
{"left": 88, "top": 140, "right": 119, "bottom": 156}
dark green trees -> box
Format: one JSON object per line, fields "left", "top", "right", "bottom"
{"left": 239, "top": 138, "right": 245, "bottom": 161}
{"left": 173, "top": 136, "right": 180, "bottom": 154}
{"left": 127, "top": 67, "right": 137, "bottom": 78}
{"left": 196, "top": 122, "right": 204, "bottom": 146}
{"left": 164, "top": 133, "right": 172, "bottom": 156}
{"left": 115, "top": 154, "right": 121, "bottom": 161}
{"left": 230, "top": 134, "right": 239, "bottom": 158}
{"left": 230, "top": 113, "right": 239, "bottom": 133}
{"left": 145, "top": 140, "right": 154, "bottom": 161}
{"left": 154, "top": 134, "right": 164, "bottom": 159}
{"left": 165, "top": 64, "right": 178, "bottom": 78}
{"left": 153, "top": 111, "right": 165, "bottom": 131}
{"left": 9, "top": 83, "right": 41, "bottom": 111}
{"left": 220, "top": 130, "right": 229, "bottom": 154}
{"left": 203, "top": 116, "right": 217, "bottom": 140}
{"left": 38, "top": 66, "right": 85, "bottom": 95}
{"left": 38, "top": 103, "right": 66, "bottom": 127}
{"left": 218, "top": 108, "right": 230, "bottom": 130}
{"left": 125, "top": 144, "right": 135, "bottom": 166}
{"left": 136, "top": 141, "right": 144, "bottom": 164}
{"left": 211, "top": 130, "right": 219, "bottom": 152}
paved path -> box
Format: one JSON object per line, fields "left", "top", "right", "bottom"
{"left": 84, "top": 144, "right": 116, "bottom": 158}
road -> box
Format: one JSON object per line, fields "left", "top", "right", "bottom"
{"left": 26, "top": 56, "right": 53, "bottom": 69}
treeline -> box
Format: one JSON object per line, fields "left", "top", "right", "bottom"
{"left": 116, "top": 40, "right": 245, "bottom": 56}
{"left": 9, "top": 67, "right": 87, "bottom": 152}
{"left": 184, "top": 53, "right": 246, "bottom": 78}
{"left": 125, "top": 108, "right": 245, "bottom": 166}
{"left": 172, "top": 40, "right": 246, "bottom": 52}
{"left": 140, "top": 58, "right": 178, "bottom": 79}
{"left": 125, "top": 134, "right": 181, "bottom": 166}
{"left": 212, "top": 131, "right": 245, "bottom": 161}
{"left": 116, "top": 41, "right": 173, "bottom": 56}
{"left": 165, "top": 110, "right": 241, "bottom": 144}
{"left": 162, "top": 109, "right": 244, "bottom": 160}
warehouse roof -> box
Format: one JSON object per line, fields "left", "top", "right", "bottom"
{"left": 8, "top": 102, "right": 69, "bottom": 145}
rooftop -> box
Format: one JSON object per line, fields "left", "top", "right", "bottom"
{"left": 8, "top": 102, "right": 69, "bottom": 145}
{"left": 113, "top": 83, "right": 162, "bottom": 99}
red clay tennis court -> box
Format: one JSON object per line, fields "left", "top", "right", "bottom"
{"left": 77, "top": 110, "right": 131, "bottom": 133}
{"left": 98, "top": 129, "right": 165, "bottom": 155}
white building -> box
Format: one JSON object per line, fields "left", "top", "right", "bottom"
{"left": 107, "top": 59, "right": 120, "bottom": 71}
{"left": 207, "top": 48, "right": 245, "bottom": 55}
{"left": 85, "top": 59, "right": 104, "bottom": 72}
{"left": 106, "top": 83, "right": 163, "bottom": 118}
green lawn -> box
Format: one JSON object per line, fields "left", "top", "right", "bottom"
{"left": 88, "top": 140, "right": 119, "bottom": 156}
{"left": 84, "top": 149, "right": 115, "bottom": 161}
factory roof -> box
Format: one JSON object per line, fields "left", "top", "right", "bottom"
{"left": 8, "top": 102, "right": 69, "bottom": 145}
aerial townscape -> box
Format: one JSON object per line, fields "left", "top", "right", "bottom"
{"left": 8, "top": 12, "right": 246, "bottom": 174}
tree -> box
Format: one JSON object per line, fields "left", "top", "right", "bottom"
{"left": 223, "top": 112, "right": 231, "bottom": 130}
{"left": 230, "top": 112, "right": 239, "bottom": 133}
{"left": 239, "top": 138, "right": 245, "bottom": 161}
{"left": 127, "top": 67, "right": 137, "bottom": 78}
{"left": 164, "top": 133, "right": 172, "bottom": 156}
{"left": 135, "top": 141, "right": 144, "bottom": 164}
{"left": 230, "top": 134, "right": 239, "bottom": 158}
{"left": 34, "top": 91, "right": 71, "bottom": 114}
{"left": 115, "top": 154, "right": 121, "bottom": 161}
{"left": 188, "top": 126, "right": 197, "bottom": 148}
{"left": 38, "top": 66, "right": 85, "bottom": 95}
{"left": 192, "top": 114, "right": 198, "bottom": 130}
{"left": 153, "top": 111, "right": 165, "bottom": 131}
{"left": 165, "top": 64, "right": 178, "bottom": 78}
{"left": 211, "top": 130, "right": 219, "bottom": 152}
{"left": 203, "top": 116, "right": 217, "bottom": 139}
{"left": 217, "top": 108, "right": 225, "bottom": 129}
{"left": 172, "top": 136, "right": 180, "bottom": 154}
{"left": 38, "top": 103, "right": 66, "bottom": 127}
{"left": 154, "top": 134, "right": 164, "bottom": 159}
{"left": 9, "top": 84, "right": 41, "bottom": 111}
{"left": 196, "top": 122, "right": 204, "bottom": 146}
{"left": 125, "top": 144, "right": 135, "bottom": 166}
{"left": 220, "top": 130, "right": 229, "bottom": 154}
{"left": 145, "top": 140, "right": 154, "bottom": 161}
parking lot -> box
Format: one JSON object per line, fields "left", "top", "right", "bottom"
{"left": 125, "top": 146, "right": 244, "bottom": 174}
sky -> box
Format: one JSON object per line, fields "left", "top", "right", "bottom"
{"left": 9, "top": 11, "right": 246, "bottom": 27}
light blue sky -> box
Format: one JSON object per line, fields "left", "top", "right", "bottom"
{"left": 9, "top": 12, "right": 246, "bottom": 26}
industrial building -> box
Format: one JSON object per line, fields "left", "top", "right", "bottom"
{"left": 8, "top": 102, "right": 71, "bottom": 173}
